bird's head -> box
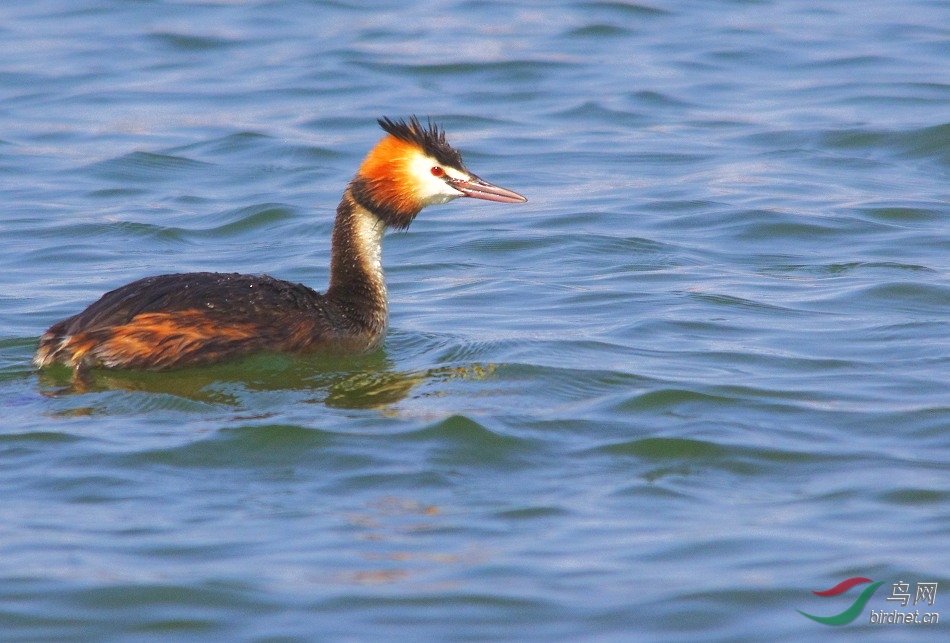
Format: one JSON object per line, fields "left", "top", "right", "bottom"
{"left": 350, "top": 116, "right": 527, "bottom": 229}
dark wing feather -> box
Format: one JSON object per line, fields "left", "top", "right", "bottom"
{"left": 51, "top": 272, "right": 327, "bottom": 335}
{"left": 35, "top": 272, "right": 359, "bottom": 369}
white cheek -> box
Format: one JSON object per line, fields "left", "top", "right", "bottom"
{"left": 409, "top": 155, "right": 466, "bottom": 205}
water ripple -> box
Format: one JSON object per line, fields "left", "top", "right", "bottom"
{"left": 85, "top": 151, "right": 210, "bottom": 183}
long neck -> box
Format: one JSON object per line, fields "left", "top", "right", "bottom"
{"left": 325, "top": 187, "right": 389, "bottom": 339}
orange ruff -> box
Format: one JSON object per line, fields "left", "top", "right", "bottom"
{"left": 56, "top": 310, "right": 260, "bottom": 369}
{"left": 357, "top": 135, "right": 424, "bottom": 215}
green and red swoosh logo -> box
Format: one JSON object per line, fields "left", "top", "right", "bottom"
{"left": 797, "top": 576, "right": 884, "bottom": 625}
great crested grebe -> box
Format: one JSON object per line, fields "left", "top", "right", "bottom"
{"left": 35, "top": 116, "right": 527, "bottom": 371}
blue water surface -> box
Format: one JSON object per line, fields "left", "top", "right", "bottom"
{"left": 1, "top": 1, "right": 949, "bottom": 640}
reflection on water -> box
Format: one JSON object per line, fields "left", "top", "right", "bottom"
{"left": 37, "top": 351, "right": 498, "bottom": 410}
{"left": 328, "top": 495, "right": 481, "bottom": 587}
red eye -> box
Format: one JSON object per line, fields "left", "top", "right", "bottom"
{"left": 430, "top": 166, "right": 444, "bottom": 177}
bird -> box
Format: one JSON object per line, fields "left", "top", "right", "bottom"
{"left": 34, "top": 116, "right": 527, "bottom": 371}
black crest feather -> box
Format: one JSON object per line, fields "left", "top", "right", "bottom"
{"left": 377, "top": 116, "right": 465, "bottom": 170}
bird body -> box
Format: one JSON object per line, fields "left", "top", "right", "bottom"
{"left": 34, "top": 117, "right": 526, "bottom": 370}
